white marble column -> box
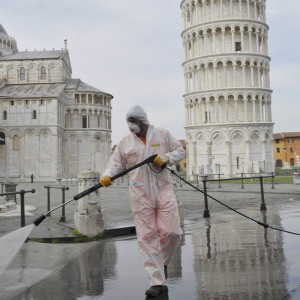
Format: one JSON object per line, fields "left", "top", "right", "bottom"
{"left": 74, "top": 169, "right": 104, "bottom": 237}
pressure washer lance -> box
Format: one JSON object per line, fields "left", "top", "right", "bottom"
{"left": 33, "top": 154, "right": 158, "bottom": 227}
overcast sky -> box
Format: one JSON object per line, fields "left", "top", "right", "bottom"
{"left": 1, "top": 0, "right": 299, "bottom": 145}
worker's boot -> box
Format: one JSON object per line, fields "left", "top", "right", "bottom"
{"left": 145, "top": 285, "right": 165, "bottom": 298}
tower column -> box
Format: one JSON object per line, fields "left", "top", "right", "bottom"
{"left": 252, "top": 99, "right": 256, "bottom": 122}
{"left": 249, "top": 29, "right": 253, "bottom": 52}
{"left": 250, "top": 63, "right": 254, "bottom": 86}
{"left": 234, "top": 99, "right": 238, "bottom": 121}
{"left": 226, "top": 141, "right": 232, "bottom": 177}
{"left": 233, "top": 64, "right": 237, "bottom": 87}
{"left": 244, "top": 99, "right": 248, "bottom": 122}
{"left": 225, "top": 99, "right": 228, "bottom": 122}
{"left": 222, "top": 29, "right": 225, "bottom": 52}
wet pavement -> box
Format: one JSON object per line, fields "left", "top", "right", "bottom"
{"left": 1, "top": 179, "right": 300, "bottom": 299}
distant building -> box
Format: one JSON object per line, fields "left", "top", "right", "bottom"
{"left": 0, "top": 23, "right": 113, "bottom": 180}
{"left": 273, "top": 132, "right": 300, "bottom": 169}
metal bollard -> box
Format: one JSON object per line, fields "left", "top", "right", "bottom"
{"left": 19, "top": 189, "right": 35, "bottom": 227}
{"left": 59, "top": 186, "right": 69, "bottom": 222}
{"left": 259, "top": 176, "right": 267, "bottom": 211}
{"left": 44, "top": 186, "right": 51, "bottom": 216}
{"left": 241, "top": 172, "right": 244, "bottom": 189}
{"left": 203, "top": 180, "right": 210, "bottom": 218}
{"left": 20, "top": 190, "right": 25, "bottom": 227}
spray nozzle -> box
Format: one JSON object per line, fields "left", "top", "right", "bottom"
{"left": 33, "top": 215, "right": 46, "bottom": 226}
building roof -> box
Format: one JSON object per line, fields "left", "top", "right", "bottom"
{"left": 273, "top": 132, "right": 300, "bottom": 139}
{"left": 65, "top": 78, "right": 112, "bottom": 96}
{"left": 77, "top": 81, "right": 106, "bottom": 93}
{"left": 0, "top": 83, "right": 65, "bottom": 99}
{"left": 65, "top": 79, "right": 81, "bottom": 90}
{"left": 0, "top": 49, "right": 67, "bottom": 61}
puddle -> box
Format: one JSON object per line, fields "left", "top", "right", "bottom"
{"left": 6, "top": 201, "right": 300, "bottom": 299}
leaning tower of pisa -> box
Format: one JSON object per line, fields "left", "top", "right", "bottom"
{"left": 180, "top": 0, "right": 274, "bottom": 178}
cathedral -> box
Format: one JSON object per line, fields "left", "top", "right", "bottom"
{"left": 0, "top": 23, "right": 113, "bottom": 181}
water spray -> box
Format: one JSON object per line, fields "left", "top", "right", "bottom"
{"left": 33, "top": 154, "right": 158, "bottom": 227}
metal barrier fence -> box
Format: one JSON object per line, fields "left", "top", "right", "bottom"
{"left": 0, "top": 189, "right": 35, "bottom": 227}
{"left": 236, "top": 172, "right": 275, "bottom": 189}
{"left": 200, "top": 174, "right": 274, "bottom": 218}
{"left": 44, "top": 185, "right": 70, "bottom": 222}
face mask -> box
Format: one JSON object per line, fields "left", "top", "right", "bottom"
{"left": 128, "top": 122, "right": 141, "bottom": 134}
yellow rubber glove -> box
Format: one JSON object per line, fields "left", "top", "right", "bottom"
{"left": 99, "top": 176, "right": 113, "bottom": 187}
{"left": 153, "top": 155, "right": 169, "bottom": 167}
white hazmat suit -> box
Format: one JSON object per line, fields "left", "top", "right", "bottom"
{"left": 102, "top": 105, "right": 185, "bottom": 286}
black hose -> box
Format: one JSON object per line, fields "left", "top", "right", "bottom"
{"left": 168, "top": 168, "right": 300, "bottom": 236}
{"left": 33, "top": 154, "right": 158, "bottom": 227}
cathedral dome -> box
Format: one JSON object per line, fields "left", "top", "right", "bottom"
{"left": 0, "top": 23, "right": 18, "bottom": 55}
{"left": 0, "top": 23, "right": 7, "bottom": 35}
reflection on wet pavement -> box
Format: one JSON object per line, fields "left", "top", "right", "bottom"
{"left": 14, "top": 201, "right": 300, "bottom": 299}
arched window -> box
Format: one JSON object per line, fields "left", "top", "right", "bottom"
{"left": 82, "top": 115, "right": 88, "bottom": 128}
{"left": 3, "top": 110, "right": 7, "bottom": 120}
{"left": 276, "top": 159, "right": 283, "bottom": 168}
{"left": 13, "top": 135, "right": 20, "bottom": 151}
{"left": 290, "top": 158, "right": 295, "bottom": 167}
{"left": 19, "top": 67, "right": 25, "bottom": 81}
{"left": 40, "top": 66, "right": 46, "bottom": 80}
{"left": 0, "top": 132, "right": 5, "bottom": 145}
{"left": 32, "top": 110, "right": 37, "bottom": 119}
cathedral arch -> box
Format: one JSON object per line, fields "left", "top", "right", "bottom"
{"left": 104, "top": 133, "right": 111, "bottom": 141}
{"left": 9, "top": 129, "right": 22, "bottom": 138}
{"left": 80, "top": 133, "right": 91, "bottom": 140}
{"left": 38, "top": 128, "right": 53, "bottom": 136}
{"left": 187, "top": 133, "right": 193, "bottom": 142}
{"left": 94, "top": 132, "right": 104, "bottom": 141}
{"left": 67, "top": 133, "right": 80, "bottom": 141}
{"left": 24, "top": 128, "right": 37, "bottom": 136}
{"left": 250, "top": 130, "right": 261, "bottom": 144}
{"left": 210, "top": 131, "right": 226, "bottom": 145}
{"left": 231, "top": 130, "right": 245, "bottom": 145}
{"left": 195, "top": 132, "right": 207, "bottom": 145}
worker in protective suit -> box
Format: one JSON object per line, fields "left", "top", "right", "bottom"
{"left": 100, "top": 105, "right": 185, "bottom": 298}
